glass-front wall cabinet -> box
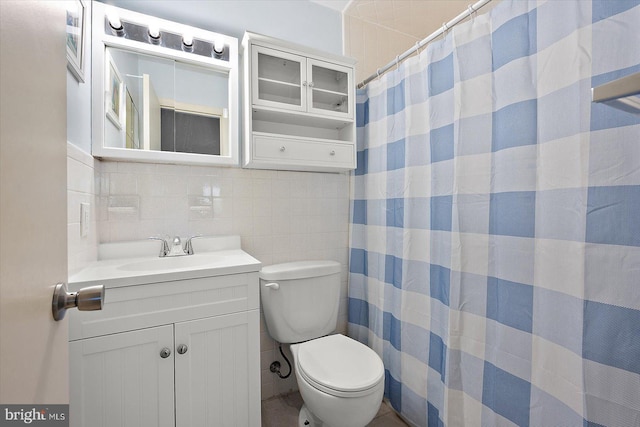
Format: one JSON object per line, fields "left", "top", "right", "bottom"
{"left": 252, "top": 46, "right": 352, "bottom": 119}
{"left": 243, "top": 32, "right": 356, "bottom": 173}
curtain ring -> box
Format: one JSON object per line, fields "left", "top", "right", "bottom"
{"left": 467, "top": 4, "right": 475, "bottom": 20}
{"left": 415, "top": 41, "right": 422, "bottom": 56}
{"left": 376, "top": 68, "right": 381, "bottom": 80}
{"left": 395, "top": 55, "right": 400, "bottom": 71}
{"left": 442, "top": 21, "right": 449, "bottom": 36}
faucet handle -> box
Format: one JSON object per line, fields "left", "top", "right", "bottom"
{"left": 184, "top": 235, "right": 203, "bottom": 255}
{"left": 148, "top": 236, "right": 170, "bottom": 257}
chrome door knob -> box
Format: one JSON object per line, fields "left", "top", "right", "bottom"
{"left": 280, "top": 146, "right": 286, "bottom": 152}
{"left": 52, "top": 282, "right": 104, "bottom": 321}
{"left": 177, "top": 344, "right": 188, "bottom": 355}
{"left": 160, "top": 348, "right": 171, "bottom": 358}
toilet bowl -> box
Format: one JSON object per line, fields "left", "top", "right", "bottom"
{"left": 259, "top": 261, "right": 385, "bottom": 427}
{"left": 291, "top": 334, "right": 384, "bottom": 427}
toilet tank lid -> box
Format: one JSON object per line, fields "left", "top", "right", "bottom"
{"left": 259, "top": 260, "right": 340, "bottom": 281}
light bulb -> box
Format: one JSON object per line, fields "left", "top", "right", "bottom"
{"left": 213, "top": 39, "right": 224, "bottom": 55}
{"left": 107, "top": 12, "right": 122, "bottom": 30}
{"left": 148, "top": 22, "right": 160, "bottom": 40}
{"left": 182, "top": 33, "right": 194, "bottom": 52}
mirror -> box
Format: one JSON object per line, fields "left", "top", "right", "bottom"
{"left": 105, "top": 47, "right": 230, "bottom": 155}
{"left": 92, "top": 3, "right": 238, "bottom": 166}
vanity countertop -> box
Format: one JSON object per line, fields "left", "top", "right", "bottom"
{"left": 69, "top": 236, "right": 261, "bottom": 290}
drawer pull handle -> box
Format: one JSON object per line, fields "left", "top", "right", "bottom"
{"left": 280, "top": 146, "right": 286, "bottom": 152}
{"left": 330, "top": 150, "right": 336, "bottom": 156}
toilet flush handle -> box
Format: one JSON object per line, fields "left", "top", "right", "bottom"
{"left": 264, "top": 282, "right": 280, "bottom": 290}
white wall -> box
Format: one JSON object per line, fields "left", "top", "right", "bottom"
{"left": 66, "top": 0, "right": 348, "bottom": 401}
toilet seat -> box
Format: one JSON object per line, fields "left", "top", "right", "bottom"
{"left": 296, "top": 334, "right": 384, "bottom": 398}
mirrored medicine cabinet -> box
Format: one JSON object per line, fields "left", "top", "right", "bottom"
{"left": 92, "top": 3, "right": 239, "bottom": 166}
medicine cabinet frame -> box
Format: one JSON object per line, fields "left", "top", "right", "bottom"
{"left": 91, "top": 3, "right": 239, "bottom": 166}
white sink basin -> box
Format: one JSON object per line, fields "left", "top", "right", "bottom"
{"left": 69, "top": 236, "right": 261, "bottom": 289}
{"left": 117, "top": 254, "right": 225, "bottom": 272}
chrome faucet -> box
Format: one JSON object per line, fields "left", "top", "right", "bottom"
{"left": 150, "top": 235, "right": 203, "bottom": 257}
{"left": 149, "top": 236, "right": 170, "bottom": 257}
{"left": 168, "top": 236, "right": 185, "bottom": 256}
{"left": 184, "top": 235, "right": 199, "bottom": 255}
{"left": 172, "top": 236, "right": 182, "bottom": 249}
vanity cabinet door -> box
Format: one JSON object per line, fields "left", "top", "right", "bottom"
{"left": 69, "top": 325, "right": 175, "bottom": 427}
{"left": 174, "top": 310, "right": 261, "bottom": 427}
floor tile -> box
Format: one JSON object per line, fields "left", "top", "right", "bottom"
{"left": 261, "top": 392, "right": 408, "bottom": 426}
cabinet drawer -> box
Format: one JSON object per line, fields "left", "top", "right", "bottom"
{"left": 69, "top": 272, "right": 259, "bottom": 341}
{"left": 253, "top": 133, "right": 354, "bottom": 170}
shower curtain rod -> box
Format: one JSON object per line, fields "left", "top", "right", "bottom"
{"left": 357, "top": 0, "right": 493, "bottom": 89}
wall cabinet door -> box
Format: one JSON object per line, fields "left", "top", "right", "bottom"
{"left": 252, "top": 45, "right": 307, "bottom": 113}
{"left": 70, "top": 325, "right": 175, "bottom": 427}
{"left": 307, "top": 58, "right": 353, "bottom": 119}
{"left": 174, "top": 310, "right": 261, "bottom": 427}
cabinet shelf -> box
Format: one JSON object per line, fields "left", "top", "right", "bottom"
{"left": 258, "top": 76, "right": 301, "bottom": 88}
{"left": 313, "top": 87, "right": 348, "bottom": 97}
{"left": 252, "top": 106, "right": 352, "bottom": 130}
{"left": 257, "top": 78, "right": 302, "bottom": 106}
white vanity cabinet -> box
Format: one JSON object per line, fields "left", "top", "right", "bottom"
{"left": 68, "top": 239, "right": 261, "bottom": 427}
{"left": 243, "top": 32, "right": 357, "bottom": 172}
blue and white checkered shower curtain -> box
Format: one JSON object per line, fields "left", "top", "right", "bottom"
{"left": 348, "top": 1, "right": 640, "bottom": 426}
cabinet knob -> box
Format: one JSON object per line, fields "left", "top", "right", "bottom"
{"left": 330, "top": 150, "right": 336, "bottom": 156}
{"left": 177, "top": 344, "right": 188, "bottom": 355}
{"left": 308, "top": 81, "right": 315, "bottom": 88}
{"left": 280, "top": 146, "right": 286, "bottom": 152}
{"left": 302, "top": 81, "right": 307, "bottom": 87}
{"left": 160, "top": 347, "right": 171, "bottom": 358}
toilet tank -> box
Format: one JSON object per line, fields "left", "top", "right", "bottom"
{"left": 259, "top": 261, "right": 341, "bottom": 343}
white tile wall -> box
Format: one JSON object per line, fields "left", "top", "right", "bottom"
{"left": 67, "top": 143, "right": 99, "bottom": 276}
{"left": 95, "top": 160, "right": 352, "bottom": 400}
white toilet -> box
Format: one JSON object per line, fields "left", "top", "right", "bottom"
{"left": 260, "top": 261, "right": 385, "bottom": 427}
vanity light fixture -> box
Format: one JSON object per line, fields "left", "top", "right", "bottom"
{"left": 148, "top": 22, "right": 161, "bottom": 44}
{"left": 107, "top": 12, "right": 125, "bottom": 37}
{"left": 213, "top": 38, "right": 225, "bottom": 57}
{"left": 101, "top": 6, "right": 231, "bottom": 63}
{"left": 182, "top": 33, "right": 194, "bottom": 52}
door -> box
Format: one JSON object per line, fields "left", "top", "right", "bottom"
{"left": 69, "top": 326, "right": 175, "bottom": 427}
{"left": 252, "top": 45, "right": 307, "bottom": 112}
{"left": 0, "top": 1, "right": 69, "bottom": 404}
{"left": 307, "top": 58, "right": 353, "bottom": 119}
{"left": 174, "top": 311, "right": 261, "bottom": 427}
